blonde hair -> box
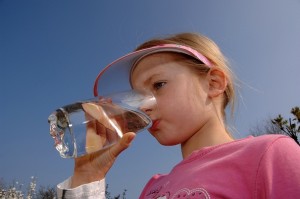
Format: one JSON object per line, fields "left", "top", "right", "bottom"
{"left": 135, "top": 32, "right": 236, "bottom": 120}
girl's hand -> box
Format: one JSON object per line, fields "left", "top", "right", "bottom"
{"left": 70, "top": 132, "right": 135, "bottom": 188}
{"left": 70, "top": 102, "right": 136, "bottom": 188}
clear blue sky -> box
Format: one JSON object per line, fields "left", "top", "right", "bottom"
{"left": 1, "top": 1, "right": 299, "bottom": 198}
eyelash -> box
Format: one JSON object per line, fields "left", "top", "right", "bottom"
{"left": 153, "top": 81, "right": 166, "bottom": 91}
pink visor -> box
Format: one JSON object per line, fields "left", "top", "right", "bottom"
{"left": 93, "top": 44, "right": 212, "bottom": 96}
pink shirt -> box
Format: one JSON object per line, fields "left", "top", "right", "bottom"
{"left": 139, "top": 135, "right": 300, "bottom": 199}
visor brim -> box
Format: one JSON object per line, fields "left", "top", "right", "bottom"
{"left": 93, "top": 44, "right": 212, "bottom": 96}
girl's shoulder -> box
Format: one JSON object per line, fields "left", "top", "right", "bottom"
{"left": 185, "top": 134, "right": 298, "bottom": 163}
{"left": 227, "top": 134, "right": 298, "bottom": 155}
{"left": 242, "top": 134, "right": 297, "bottom": 150}
{"left": 250, "top": 134, "right": 300, "bottom": 156}
{"left": 221, "top": 134, "right": 300, "bottom": 164}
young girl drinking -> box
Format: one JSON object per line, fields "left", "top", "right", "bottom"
{"left": 57, "top": 32, "right": 300, "bottom": 198}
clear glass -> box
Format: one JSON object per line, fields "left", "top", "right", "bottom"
{"left": 48, "top": 90, "right": 156, "bottom": 158}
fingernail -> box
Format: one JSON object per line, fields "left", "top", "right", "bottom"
{"left": 126, "top": 135, "right": 134, "bottom": 143}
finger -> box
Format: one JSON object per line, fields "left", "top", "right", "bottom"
{"left": 82, "top": 102, "right": 115, "bottom": 131}
{"left": 85, "top": 120, "right": 104, "bottom": 153}
{"left": 109, "top": 132, "right": 136, "bottom": 158}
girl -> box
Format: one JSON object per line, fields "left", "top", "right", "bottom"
{"left": 57, "top": 32, "right": 300, "bottom": 198}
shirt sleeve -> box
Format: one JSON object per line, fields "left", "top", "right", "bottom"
{"left": 255, "top": 136, "right": 300, "bottom": 198}
{"left": 57, "top": 177, "right": 106, "bottom": 199}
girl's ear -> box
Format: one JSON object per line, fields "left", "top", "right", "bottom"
{"left": 207, "top": 68, "right": 227, "bottom": 98}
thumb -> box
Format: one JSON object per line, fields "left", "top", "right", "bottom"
{"left": 109, "top": 132, "right": 136, "bottom": 158}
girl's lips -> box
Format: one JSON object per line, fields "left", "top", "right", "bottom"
{"left": 150, "top": 120, "right": 160, "bottom": 131}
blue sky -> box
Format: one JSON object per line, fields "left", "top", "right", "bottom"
{"left": 1, "top": 1, "right": 299, "bottom": 198}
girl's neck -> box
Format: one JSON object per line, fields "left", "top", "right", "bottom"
{"left": 180, "top": 118, "right": 234, "bottom": 159}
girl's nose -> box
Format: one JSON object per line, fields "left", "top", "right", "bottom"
{"left": 140, "top": 106, "right": 152, "bottom": 113}
{"left": 139, "top": 98, "right": 156, "bottom": 114}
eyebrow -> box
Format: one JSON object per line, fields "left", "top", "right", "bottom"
{"left": 132, "top": 72, "right": 162, "bottom": 88}
{"left": 145, "top": 73, "right": 163, "bottom": 85}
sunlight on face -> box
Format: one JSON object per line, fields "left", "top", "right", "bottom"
{"left": 131, "top": 53, "right": 213, "bottom": 146}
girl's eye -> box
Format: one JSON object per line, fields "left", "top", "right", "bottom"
{"left": 153, "top": 82, "right": 166, "bottom": 90}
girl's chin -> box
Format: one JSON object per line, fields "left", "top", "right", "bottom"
{"left": 155, "top": 136, "right": 180, "bottom": 146}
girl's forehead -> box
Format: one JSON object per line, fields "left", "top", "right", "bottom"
{"left": 132, "top": 53, "right": 181, "bottom": 73}
{"left": 131, "top": 53, "right": 175, "bottom": 77}
{"left": 130, "top": 53, "right": 191, "bottom": 86}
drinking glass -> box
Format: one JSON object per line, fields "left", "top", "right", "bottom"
{"left": 48, "top": 90, "right": 156, "bottom": 158}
